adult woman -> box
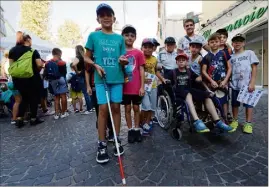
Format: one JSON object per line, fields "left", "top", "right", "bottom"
{"left": 8, "top": 31, "right": 44, "bottom": 127}
{"left": 72, "top": 45, "right": 92, "bottom": 114}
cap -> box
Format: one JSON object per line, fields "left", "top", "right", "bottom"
{"left": 175, "top": 53, "right": 188, "bottom": 60}
{"left": 232, "top": 33, "right": 246, "bottom": 42}
{"left": 164, "top": 37, "right": 176, "bottom": 44}
{"left": 152, "top": 38, "right": 160, "bottom": 46}
{"left": 142, "top": 38, "right": 154, "bottom": 46}
{"left": 96, "top": 3, "right": 114, "bottom": 16}
{"left": 189, "top": 38, "right": 203, "bottom": 46}
{"left": 121, "top": 25, "right": 136, "bottom": 35}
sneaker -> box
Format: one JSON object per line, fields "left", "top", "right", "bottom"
{"left": 142, "top": 123, "right": 152, "bottom": 132}
{"left": 11, "top": 120, "right": 16, "bottom": 125}
{"left": 75, "top": 109, "right": 79, "bottom": 113}
{"left": 96, "top": 142, "right": 109, "bottom": 164}
{"left": 43, "top": 110, "right": 55, "bottom": 116}
{"left": 54, "top": 114, "right": 60, "bottom": 120}
{"left": 230, "top": 119, "right": 239, "bottom": 131}
{"left": 81, "top": 110, "right": 91, "bottom": 115}
{"left": 113, "top": 138, "right": 124, "bottom": 156}
{"left": 60, "top": 112, "right": 69, "bottom": 119}
{"left": 242, "top": 122, "right": 253, "bottom": 134}
{"left": 30, "top": 118, "right": 44, "bottom": 126}
{"left": 107, "top": 134, "right": 114, "bottom": 142}
{"left": 215, "top": 120, "right": 233, "bottom": 132}
{"left": 193, "top": 120, "right": 210, "bottom": 133}
{"left": 128, "top": 129, "right": 135, "bottom": 143}
{"left": 89, "top": 108, "right": 95, "bottom": 112}
{"left": 15, "top": 120, "right": 24, "bottom": 128}
{"left": 134, "top": 128, "right": 142, "bottom": 142}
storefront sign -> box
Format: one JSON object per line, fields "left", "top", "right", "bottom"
{"left": 202, "top": 6, "right": 268, "bottom": 39}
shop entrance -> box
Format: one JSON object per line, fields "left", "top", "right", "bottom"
{"left": 245, "top": 22, "right": 268, "bottom": 87}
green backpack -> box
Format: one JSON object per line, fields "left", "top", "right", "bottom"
{"left": 8, "top": 50, "right": 34, "bottom": 78}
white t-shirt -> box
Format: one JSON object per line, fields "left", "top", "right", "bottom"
{"left": 230, "top": 50, "right": 259, "bottom": 90}
{"left": 177, "top": 34, "right": 207, "bottom": 57}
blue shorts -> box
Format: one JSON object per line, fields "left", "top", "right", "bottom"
{"left": 95, "top": 84, "right": 123, "bottom": 105}
{"left": 232, "top": 89, "right": 253, "bottom": 108}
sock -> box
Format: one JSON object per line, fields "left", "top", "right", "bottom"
{"left": 134, "top": 128, "right": 140, "bottom": 131}
{"left": 128, "top": 128, "right": 133, "bottom": 131}
{"left": 246, "top": 121, "right": 252, "bottom": 124}
{"left": 214, "top": 120, "right": 220, "bottom": 124}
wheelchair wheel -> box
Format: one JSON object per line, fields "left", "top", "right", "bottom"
{"left": 156, "top": 95, "right": 172, "bottom": 130}
{"left": 171, "top": 127, "right": 182, "bottom": 141}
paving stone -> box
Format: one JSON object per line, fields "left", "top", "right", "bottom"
{"left": 220, "top": 172, "right": 238, "bottom": 183}
{"left": 251, "top": 173, "right": 268, "bottom": 186}
{"left": 0, "top": 176, "right": 9, "bottom": 184}
{"left": 55, "top": 169, "right": 73, "bottom": 180}
{"left": 84, "top": 176, "right": 101, "bottom": 186}
{"left": 255, "top": 156, "right": 268, "bottom": 166}
{"left": 73, "top": 171, "right": 89, "bottom": 183}
{"left": 148, "top": 171, "right": 164, "bottom": 183}
{"left": 96, "top": 178, "right": 115, "bottom": 186}
{"left": 4, "top": 174, "right": 25, "bottom": 183}
{"left": 214, "top": 164, "right": 230, "bottom": 173}
{"left": 207, "top": 174, "right": 223, "bottom": 184}
{"left": 54, "top": 177, "right": 71, "bottom": 186}
{"left": 9, "top": 167, "right": 28, "bottom": 176}
{"left": 239, "top": 165, "right": 259, "bottom": 176}
{"left": 34, "top": 174, "right": 54, "bottom": 186}
{"left": 231, "top": 169, "right": 248, "bottom": 179}
{"left": 204, "top": 167, "right": 218, "bottom": 175}
{"left": 17, "top": 179, "right": 36, "bottom": 186}
{"left": 140, "top": 179, "right": 157, "bottom": 186}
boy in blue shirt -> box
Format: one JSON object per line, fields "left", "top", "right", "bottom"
{"left": 201, "top": 33, "right": 233, "bottom": 132}
{"left": 84, "top": 3, "right": 128, "bottom": 164}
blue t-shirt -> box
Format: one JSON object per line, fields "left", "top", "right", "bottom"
{"left": 85, "top": 31, "right": 126, "bottom": 84}
{"left": 201, "top": 50, "right": 231, "bottom": 82}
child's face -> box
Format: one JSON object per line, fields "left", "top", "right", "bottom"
{"left": 208, "top": 39, "right": 220, "bottom": 51}
{"left": 97, "top": 10, "right": 115, "bottom": 29}
{"left": 176, "top": 57, "right": 187, "bottom": 68}
{"left": 219, "top": 34, "right": 227, "bottom": 45}
{"left": 232, "top": 40, "right": 245, "bottom": 51}
{"left": 142, "top": 44, "right": 154, "bottom": 56}
{"left": 153, "top": 46, "right": 157, "bottom": 52}
{"left": 123, "top": 32, "right": 136, "bottom": 46}
{"left": 189, "top": 44, "right": 201, "bottom": 55}
{"left": 165, "top": 43, "right": 176, "bottom": 53}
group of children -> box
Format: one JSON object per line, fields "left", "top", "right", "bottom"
{"left": 83, "top": 3, "right": 259, "bottom": 164}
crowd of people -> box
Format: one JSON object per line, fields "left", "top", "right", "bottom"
{"left": 0, "top": 3, "right": 259, "bottom": 165}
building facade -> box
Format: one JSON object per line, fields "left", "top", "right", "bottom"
{"left": 0, "top": 6, "right": 7, "bottom": 38}
{"left": 201, "top": 1, "right": 237, "bottom": 24}
{"left": 199, "top": 0, "right": 268, "bottom": 87}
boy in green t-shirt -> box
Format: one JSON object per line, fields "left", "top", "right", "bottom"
{"left": 84, "top": 3, "right": 128, "bottom": 164}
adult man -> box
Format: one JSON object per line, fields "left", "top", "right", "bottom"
{"left": 177, "top": 19, "right": 210, "bottom": 57}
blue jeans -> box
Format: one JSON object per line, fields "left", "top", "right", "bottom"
{"left": 81, "top": 78, "right": 92, "bottom": 111}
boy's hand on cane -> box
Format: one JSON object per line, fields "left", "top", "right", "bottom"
{"left": 119, "top": 56, "right": 129, "bottom": 66}
{"left": 94, "top": 64, "right": 105, "bottom": 77}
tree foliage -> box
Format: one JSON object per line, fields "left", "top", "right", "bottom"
{"left": 20, "top": 1, "right": 51, "bottom": 40}
{"left": 57, "top": 20, "right": 82, "bottom": 48}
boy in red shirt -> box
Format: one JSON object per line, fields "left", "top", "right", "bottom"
{"left": 121, "top": 25, "right": 145, "bottom": 143}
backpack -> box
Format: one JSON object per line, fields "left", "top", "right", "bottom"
{"left": 45, "top": 60, "right": 61, "bottom": 80}
{"left": 70, "top": 73, "right": 82, "bottom": 92}
{"left": 8, "top": 50, "right": 34, "bottom": 78}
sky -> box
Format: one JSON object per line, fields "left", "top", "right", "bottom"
{"left": 1, "top": 1, "right": 202, "bottom": 47}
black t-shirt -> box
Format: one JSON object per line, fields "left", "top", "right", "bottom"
{"left": 174, "top": 70, "right": 191, "bottom": 92}
{"left": 8, "top": 45, "right": 41, "bottom": 76}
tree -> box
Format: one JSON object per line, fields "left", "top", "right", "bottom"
{"left": 20, "top": 1, "right": 51, "bottom": 40}
{"left": 57, "top": 20, "right": 82, "bottom": 48}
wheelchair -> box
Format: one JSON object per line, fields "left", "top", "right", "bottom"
{"left": 156, "top": 80, "right": 227, "bottom": 141}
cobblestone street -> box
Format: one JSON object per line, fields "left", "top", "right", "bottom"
{"left": 0, "top": 95, "right": 268, "bottom": 186}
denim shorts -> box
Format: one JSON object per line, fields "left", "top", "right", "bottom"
{"left": 141, "top": 88, "right": 157, "bottom": 111}
{"left": 232, "top": 89, "right": 253, "bottom": 108}
{"left": 95, "top": 83, "right": 123, "bottom": 105}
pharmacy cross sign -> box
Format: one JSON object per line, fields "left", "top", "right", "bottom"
{"left": 202, "top": 6, "right": 268, "bottom": 39}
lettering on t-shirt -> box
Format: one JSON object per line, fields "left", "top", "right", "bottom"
{"left": 103, "top": 57, "right": 116, "bottom": 67}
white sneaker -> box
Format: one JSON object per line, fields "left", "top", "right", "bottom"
{"left": 60, "top": 112, "right": 69, "bottom": 118}
{"left": 54, "top": 114, "right": 60, "bottom": 120}
{"left": 43, "top": 110, "right": 55, "bottom": 116}
{"left": 11, "top": 120, "right": 16, "bottom": 125}
{"left": 81, "top": 111, "right": 91, "bottom": 115}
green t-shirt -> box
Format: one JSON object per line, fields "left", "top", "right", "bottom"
{"left": 85, "top": 31, "right": 126, "bottom": 84}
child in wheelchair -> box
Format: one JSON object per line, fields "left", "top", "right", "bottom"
{"left": 168, "top": 52, "right": 233, "bottom": 133}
